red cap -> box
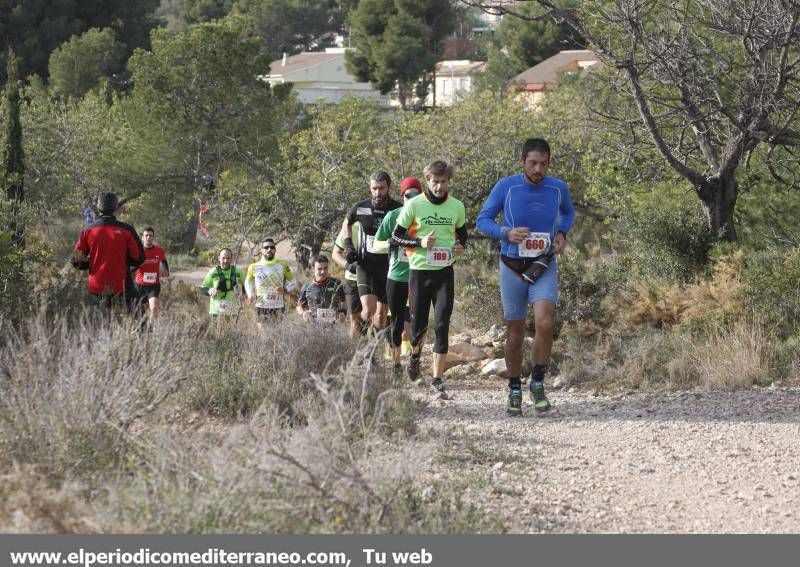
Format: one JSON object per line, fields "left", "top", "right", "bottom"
{"left": 399, "top": 177, "right": 422, "bottom": 196}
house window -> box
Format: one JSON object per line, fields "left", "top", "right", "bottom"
{"left": 442, "top": 79, "right": 451, "bottom": 95}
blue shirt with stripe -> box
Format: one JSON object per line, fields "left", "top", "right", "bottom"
{"left": 476, "top": 173, "right": 576, "bottom": 259}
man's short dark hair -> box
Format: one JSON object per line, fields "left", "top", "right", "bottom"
{"left": 96, "top": 191, "right": 119, "bottom": 215}
{"left": 313, "top": 254, "right": 329, "bottom": 266}
{"left": 262, "top": 238, "right": 275, "bottom": 246}
{"left": 521, "top": 138, "right": 551, "bottom": 160}
{"left": 142, "top": 226, "right": 155, "bottom": 235}
{"left": 370, "top": 171, "right": 392, "bottom": 186}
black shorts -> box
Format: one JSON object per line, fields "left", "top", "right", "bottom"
{"left": 256, "top": 307, "right": 285, "bottom": 319}
{"left": 356, "top": 265, "right": 388, "bottom": 303}
{"left": 135, "top": 283, "right": 161, "bottom": 299}
{"left": 343, "top": 280, "right": 362, "bottom": 315}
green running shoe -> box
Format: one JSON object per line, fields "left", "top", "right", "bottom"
{"left": 507, "top": 388, "right": 523, "bottom": 416}
{"left": 530, "top": 381, "right": 551, "bottom": 413}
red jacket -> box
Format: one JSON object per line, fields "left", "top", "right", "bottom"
{"left": 74, "top": 216, "right": 145, "bottom": 295}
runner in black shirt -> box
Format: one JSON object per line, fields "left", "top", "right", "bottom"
{"left": 342, "top": 171, "right": 402, "bottom": 334}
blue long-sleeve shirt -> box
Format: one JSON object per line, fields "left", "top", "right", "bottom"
{"left": 476, "top": 173, "right": 575, "bottom": 259}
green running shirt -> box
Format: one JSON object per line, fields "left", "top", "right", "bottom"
{"left": 375, "top": 207, "right": 409, "bottom": 282}
{"left": 396, "top": 193, "right": 466, "bottom": 271}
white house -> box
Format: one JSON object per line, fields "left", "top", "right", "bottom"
{"left": 427, "top": 60, "right": 487, "bottom": 107}
{"left": 261, "top": 47, "right": 390, "bottom": 106}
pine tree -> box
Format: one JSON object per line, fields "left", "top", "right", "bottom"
{"left": 2, "top": 50, "right": 25, "bottom": 246}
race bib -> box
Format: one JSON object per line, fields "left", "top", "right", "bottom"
{"left": 518, "top": 232, "right": 551, "bottom": 258}
{"left": 257, "top": 291, "right": 284, "bottom": 309}
{"left": 397, "top": 248, "right": 409, "bottom": 263}
{"left": 143, "top": 272, "right": 158, "bottom": 284}
{"left": 365, "top": 234, "right": 387, "bottom": 254}
{"left": 316, "top": 308, "right": 336, "bottom": 324}
{"left": 427, "top": 247, "right": 453, "bottom": 267}
{"left": 217, "top": 299, "right": 236, "bottom": 315}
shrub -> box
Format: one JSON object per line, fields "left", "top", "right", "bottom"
{"left": 741, "top": 247, "right": 800, "bottom": 339}
{"left": 557, "top": 249, "right": 630, "bottom": 327}
{"left": 689, "top": 317, "right": 775, "bottom": 390}
{"left": 99, "top": 358, "right": 487, "bottom": 533}
{"left": 0, "top": 310, "right": 197, "bottom": 479}
{"left": 620, "top": 198, "right": 713, "bottom": 283}
{"left": 183, "top": 317, "right": 356, "bottom": 419}
{"left": 453, "top": 267, "right": 504, "bottom": 332}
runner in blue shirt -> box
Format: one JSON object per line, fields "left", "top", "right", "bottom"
{"left": 476, "top": 138, "right": 575, "bottom": 416}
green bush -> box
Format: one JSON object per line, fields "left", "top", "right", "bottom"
{"left": 453, "top": 267, "right": 504, "bottom": 332}
{"left": 741, "top": 247, "right": 800, "bottom": 340}
{"left": 621, "top": 198, "right": 713, "bottom": 283}
{"left": 557, "top": 249, "right": 630, "bottom": 326}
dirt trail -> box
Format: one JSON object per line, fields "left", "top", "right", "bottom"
{"left": 168, "top": 241, "right": 302, "bottom": 287}
{"left": 411, "top": 377, "right": 800, "bottom": 532}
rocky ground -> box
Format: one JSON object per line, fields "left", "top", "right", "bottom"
{"left": 407, "top": 327, "right": 800, "bottom": 533}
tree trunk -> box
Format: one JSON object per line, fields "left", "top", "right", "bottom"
{"left": 697, "top": 174, "right": 738, "bottom": 242}
{"left": 181, "top": 199, "right": 201, "bottom": 252}
{"left": 294, "top": 227, "right": 324, "bottom": 268}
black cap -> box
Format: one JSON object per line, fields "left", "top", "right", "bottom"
{"left": 96, "top": 191, "right": 119, "bottom": 215}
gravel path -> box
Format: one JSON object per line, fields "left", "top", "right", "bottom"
{"left": 414, "top": 378, "right": 800, "bottom": 533}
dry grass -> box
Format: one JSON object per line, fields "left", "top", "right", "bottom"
{"left": 0, "top": 309, "right": 198, "bottom": 479}
{"left": 0, "top": 300, "right": 489, "bottom": 533}
{"left": 0, "top": 465, "right": 100, "bottom": 533}
{"left": 690, "top": 317, "right": 775, "bottom": 390}
{"left": 621, "top": 251, "right": 744, "bottom": 329}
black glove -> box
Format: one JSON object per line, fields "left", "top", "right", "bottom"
{"left": 521, "top": 254, "right": 553, "bottom": 285}
{"left": 345, "top": 261, "right": 358, "bottom": 275}
{"left": 344, "top": 237, "right": 358, "bottom": 263}
{"left": 71, "top": 259, "right": 90, "bottom": 270}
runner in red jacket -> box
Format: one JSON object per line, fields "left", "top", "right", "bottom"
{"left": 73, "top": 191, "right": 145, "bottom": 311}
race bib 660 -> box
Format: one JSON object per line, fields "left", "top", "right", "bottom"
{"left": 518, "top": 232, "right": 550, "bottom": 258}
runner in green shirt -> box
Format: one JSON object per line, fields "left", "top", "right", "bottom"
{"left": 390, "top": 161, "right": 468, "bottom": 399}
{"left": 374, "top": 177, "right": 421, "bottom": 380}
{"left": 201, "top": 248, "right": 245, "bottom": 316}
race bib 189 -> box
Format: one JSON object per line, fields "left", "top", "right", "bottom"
{"left": 143, "top": 272, "right": 158, "bottom": 284}
{"left": 518, "top": 232, "right": 551, "bottom": 258}
{"left": 427, "top": 247, "right": 453, "bottom": 267}
{"left": 258, "top": 291, "right": 283, "bottom": 309}
{"left": 316, "top": 308, "right": 336, "bottom": 323}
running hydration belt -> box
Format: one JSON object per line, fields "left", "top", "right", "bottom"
{"left": 501, "top": 253, "right": 554, "bottom": 285}
{"left": 215, "top": 266, "right": 238, "bottom": 293}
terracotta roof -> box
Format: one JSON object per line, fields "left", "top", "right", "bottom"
{"left": 266, "top": 51, "right": 343, "bottom": 77}
{"left": 511, "top": 50, "right": 600, "bottom": 87}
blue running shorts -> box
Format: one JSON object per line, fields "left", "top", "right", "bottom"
{"left": 499, "top": 257, "right": 558, "bottom": 321}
